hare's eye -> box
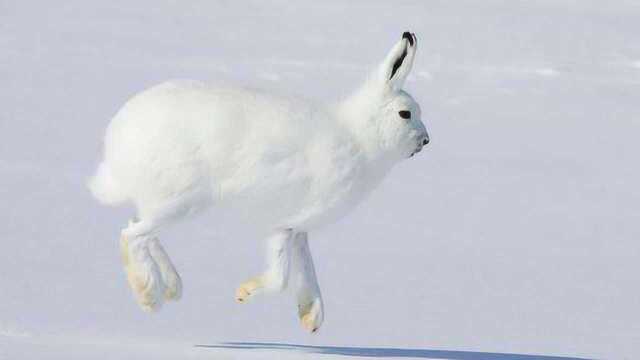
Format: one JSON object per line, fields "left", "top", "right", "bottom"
{"left": 398, "top": 110, "right": 411, "bottom": 119}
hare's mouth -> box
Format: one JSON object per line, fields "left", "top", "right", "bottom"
{"left": 409, "top": 136, "right": 429, "bottom": 157}
{"left": 409, "top": 146, "right": 422, "bottom": 157}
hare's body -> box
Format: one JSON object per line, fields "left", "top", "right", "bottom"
{"left": 90, "top": 32, "right": 428, "bottom": 332}
{"left": 94, "top": 80, "right": 385, "bottom": 232}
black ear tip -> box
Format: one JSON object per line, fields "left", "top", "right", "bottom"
{"left": 402, "top": 31, "right": 414, "bottom": 46}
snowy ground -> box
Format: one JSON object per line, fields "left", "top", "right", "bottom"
{"left": 1, "top": 0, "right": 639, "bottom": 359}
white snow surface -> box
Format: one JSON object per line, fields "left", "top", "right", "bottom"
{"left": 1, "top": 0, "right": 639, "bottom": 359}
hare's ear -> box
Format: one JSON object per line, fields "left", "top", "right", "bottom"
{"left": 375, "top": 32, "right": 417, "bottom": 92}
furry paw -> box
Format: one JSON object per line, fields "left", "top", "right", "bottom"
{"left": 148, "top": 238, "right": 182, "bottom": 301}
{"left": 235, "top": 277, "right": 264, "bottom": 303}
{"left": 121, "top": 234, "right": 166, "bottom": 312}
{"left": 162, "top": 271, "right": 182, "bottom": 301}
{"left": 298, "top": 298, "right": 323, "bottom": 333}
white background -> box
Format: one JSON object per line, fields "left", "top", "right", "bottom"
{"left": 1, "top": 1, "right": 639, "bottom": 359}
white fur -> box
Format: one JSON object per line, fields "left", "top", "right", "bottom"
{"left": 291, "top": 232, "right": 324, "bottom": 332}
{"left": 235, "top": 229, "right": 293, "bottom": 302}
{"left": 89, "top": 32, "right": 428, "bottom": 331}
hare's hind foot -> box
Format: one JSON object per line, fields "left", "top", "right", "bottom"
{"left": 120, "top": 224, "right": 182, "bottom": 311}
{"left": 147, "top": 237, "right": 182, "bottom": 301}
{"left": 120, "top": 233, "right": 164, "bottom": 311}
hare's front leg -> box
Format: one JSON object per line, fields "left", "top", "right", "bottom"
{"left": 291, "top": 232, "right": 324, "bottom": 332}
{"left": 120, "top": 219, "right": 182, "bottom": 311}
{"left": 236, "top": 229, "right": 293, "bottom": 302}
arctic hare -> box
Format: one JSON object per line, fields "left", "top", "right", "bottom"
{"left": 90, "top": 32, "right": 428, "bottom": 332}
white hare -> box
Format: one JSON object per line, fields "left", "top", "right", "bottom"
{"left": 89, "top": 32, "right": 428, "bottom": 332}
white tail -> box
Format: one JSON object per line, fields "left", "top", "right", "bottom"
{"left": 88, "top": 162, "right": 128, "bottom": 206}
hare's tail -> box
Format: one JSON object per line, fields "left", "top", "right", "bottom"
{"left": 88, "top": 162, "right": 128, "bottom": 206}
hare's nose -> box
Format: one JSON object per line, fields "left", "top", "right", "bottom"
{"left": 420, "top": 133, "right": 430, "bottom": 146}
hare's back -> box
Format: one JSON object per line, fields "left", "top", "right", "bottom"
{"left": 107, "top": 80, "right": 316, "bottom": 156}
{"left": 102, "top": 80, "right": 322, "bottom": 210}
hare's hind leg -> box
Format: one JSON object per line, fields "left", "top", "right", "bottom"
{"left": 147, "top": 236, "right": 182, "bottom": 301}
{"left": 291, "top": 232, "right": 324, "bottom": 332}
{"left": 236, "top": 229, "right": 293, "bottom": 302}
{"left": 120, "top": 189, "right": 210, "bottom": 310}
{"left": 120, "top": 217, "right": 183, "bottom": 311}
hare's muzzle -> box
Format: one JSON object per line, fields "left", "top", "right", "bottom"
{"left": 421, "top": 135, "right": 429, "bottom": 146}
{"left": 410, "top": 133, "right": 429, "bottom": 157}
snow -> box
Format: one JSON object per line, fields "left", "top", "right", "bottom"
{"left": 1, "top": 0, "right": 639, "bottom": 359}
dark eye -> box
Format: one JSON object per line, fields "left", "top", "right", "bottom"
{"left": 398, "top": 110, "right": 411, "bottom": 119}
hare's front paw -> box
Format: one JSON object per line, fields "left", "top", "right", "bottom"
{"left": 235, "top": 277, "right": 264, "bottom": 303}
{"left": 298, "top": 297, "right": 323, "bottom": 333}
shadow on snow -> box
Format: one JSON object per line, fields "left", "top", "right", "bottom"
{"left": 195, "top": 342, "right": 591, "bottom": 360}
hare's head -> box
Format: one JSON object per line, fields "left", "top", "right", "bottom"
{"left": 344, "top": 32, "right": 429, "bottom": 163}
